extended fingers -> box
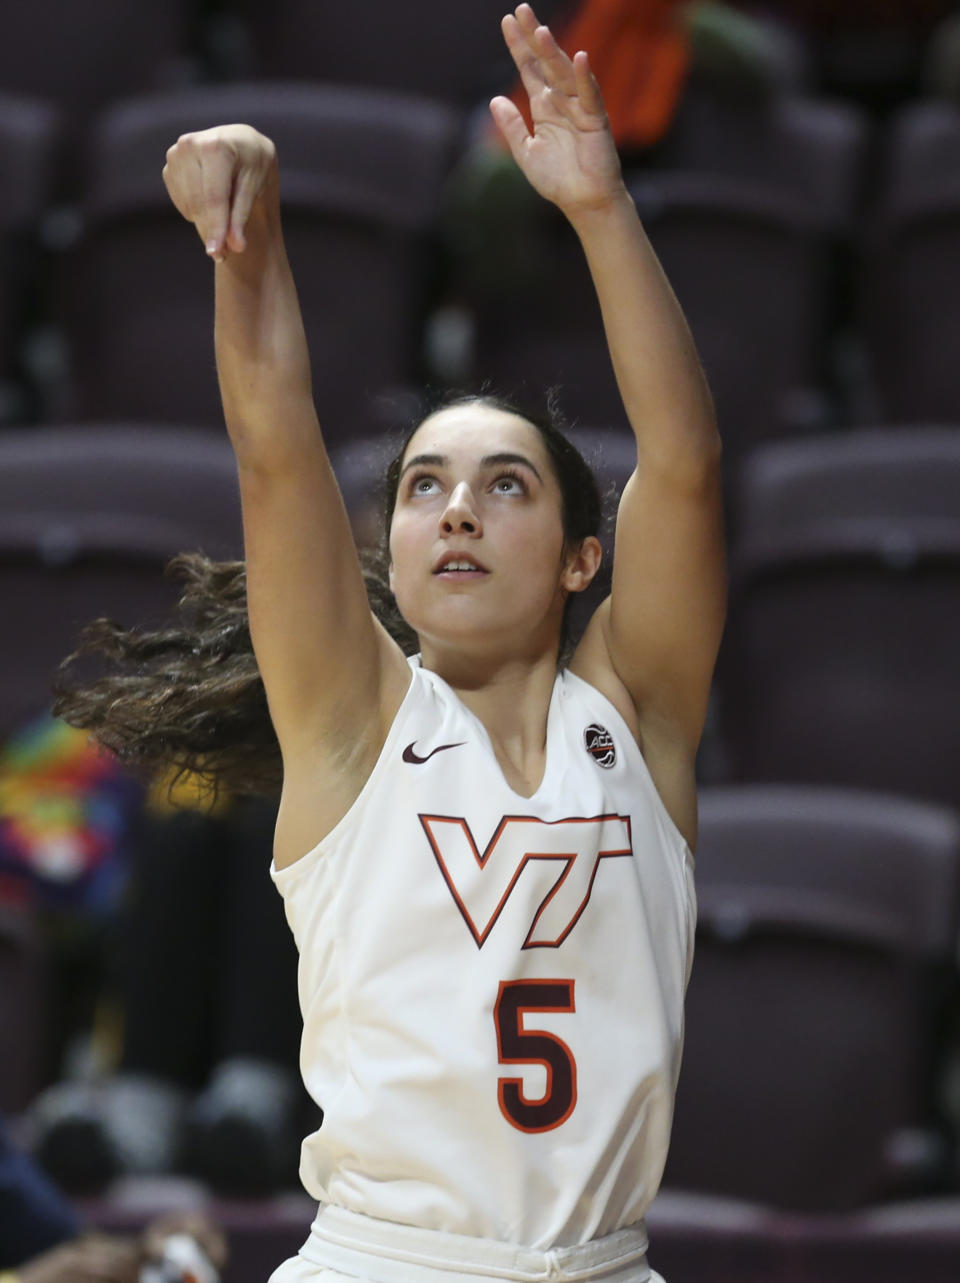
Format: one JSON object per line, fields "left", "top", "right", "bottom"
{"left": 572, "top": 49, "right": 605, "bottom": 117}
{"left": 514, "top": 5, "right": 577, "bottom": 96}
{"left": 501, "top": 12, "right": 547, "bottom": 102}
{"left": 503, "top": 5, "right": 603, "bottom": 119}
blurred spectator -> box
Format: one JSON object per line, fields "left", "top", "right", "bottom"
{"left": 0, "top": 1113, "right": 82, "bottom": 1269}
{"left": 0, "top": 712, "right": 306, "bottom": 1199}
{"left": 0, "top": 713, "right": 144, "bottom": 1118}
{"left": 0, "top": 1114, "right": 227, "bottom": 1282}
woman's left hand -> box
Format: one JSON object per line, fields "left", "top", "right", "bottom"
{"left": 490, "top": 4, "right": 626, "bottom": 219}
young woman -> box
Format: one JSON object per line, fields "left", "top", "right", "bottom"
{"left": 55, "top": 5, "right": 726, "bottom": 1280}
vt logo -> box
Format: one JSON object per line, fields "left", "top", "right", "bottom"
{"left": 419, "top": 813, "right": 632, "bottom": 949}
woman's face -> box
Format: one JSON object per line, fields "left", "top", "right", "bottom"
{"left": 388, "top": 403, "right": 596, "bottom": 661}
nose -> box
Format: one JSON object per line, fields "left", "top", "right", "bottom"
{"left": 440, "top": 481, "right": 481, "bottom": 536}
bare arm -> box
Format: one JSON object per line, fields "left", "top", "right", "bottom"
{"left": 569, "top": 193, "right": 726, "bottom": 753}
{"left": 567, "top": 193, "right": 720, "bottom": 469}
{"left": 162, "top": 127, "right": 409, "bottom": 779}
{"left": 492, "top": 5, "right": 727, "bottom": 754}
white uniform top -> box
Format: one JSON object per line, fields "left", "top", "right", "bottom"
{"left": 270, "top": 657, "right": 695, "bottom": 1252}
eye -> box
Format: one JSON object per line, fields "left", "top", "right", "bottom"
{"left": 409, "top": 473, "right": 441, "bottom": 495}
{"left": 492, "top": 470, "right": 527, "bottom": 495}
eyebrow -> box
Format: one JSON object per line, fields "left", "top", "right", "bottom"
{"left": 399, "top": 452, "right": 543, "bottom": 482}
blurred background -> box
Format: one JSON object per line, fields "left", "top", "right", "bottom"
{"left": 1, "top": 1, "right": 960, "bottom": 1281}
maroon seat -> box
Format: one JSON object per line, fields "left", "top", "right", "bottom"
{"left": 717, "top": 425, "right": 960, "bottom": 810}
{"left": 238, "top": 0, "right": 573, "bottom": 104}
{"left": 663, "top": 783, "right": 960, "bottom": 1212}
{"left": 797, "top": 1196, "right": 960, "bottom": 1283}
{"left": 0, "top": 424, "right": 242, "bottom": 741}
{"left": 648, "top": 1189, "right": 960, "bottom": 1283}
{"left": 0, "top": 93, "right": 62, "bottom": 421}
{"left": 54, "top": 84, "right": 463, "bottom": 446}
{"left": 657, "top": 88, "right": 869, "bottom": 220}
{"left": 862, "top": 101, "right": 960, "bottom": 424}
{"left": 0, "top": 0, "right": 196, "bottom": 126}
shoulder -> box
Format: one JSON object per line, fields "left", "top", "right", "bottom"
{"left": 567, "top": 603, "right": 641, "bottom": 742}
{"left": 568, "top": 606, "right": 700, "bottom": 853}
{"left": 569, "top": 597, "right": 705, "bottom": 759}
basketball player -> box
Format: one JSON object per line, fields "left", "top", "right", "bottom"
{"left": 144, "top": 4, "right": 724, "bottom": 1279}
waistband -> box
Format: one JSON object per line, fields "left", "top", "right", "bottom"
{"left": 299, "top": 1204, "right": 650, "bottom": 1283}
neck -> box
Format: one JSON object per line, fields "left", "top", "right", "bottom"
{"left": 418, "top": 643, "right": 561, "bottom": 794}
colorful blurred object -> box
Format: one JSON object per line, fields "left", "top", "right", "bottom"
{"left": 0, "top": 714, "right": 142, "bottom": 915}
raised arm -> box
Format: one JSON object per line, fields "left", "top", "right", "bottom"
{"left": 162, "top": 127, "right": 410, "bottom": 815}
{"left": 491, "top": 5, "right": 727, "bottom": 758}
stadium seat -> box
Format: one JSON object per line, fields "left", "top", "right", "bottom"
{"left": 797, "top": 1196, "right": 960, "bottom": 1283}
{"left": 646, "top": 1190, "right": 789, "bottom": 1283}
{"left": 663, "top": 782, "right": 960, "bottom": 1211}
{"left": 717, "top": 425, "right": 960, "bottom": 811}
{"left": 648, "top": 1188, "right": 960, "bottom": 1283}
{"left": 0, "top": 93, "right": 62, "bottom": 422}
{"left": 862, "top": 100, "right": 960, "bottom": 424}
{"left": 658, "top": 88, "right": 869, "bottom": 223}
{"left": 53, "top": 84, "right": 464, "bottom": 445}
{"left": 238, "top": 0, "right": 572, "bottom": 105}
{"left": 0, "top": 424, "right": 242, "bottom": 740}
{"left": 0, "top": 0, "right": 196, "bottom": 126}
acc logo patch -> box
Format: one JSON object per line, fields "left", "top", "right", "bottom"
{"left": 583, "top": 723, "right": 616, "bottom": 769}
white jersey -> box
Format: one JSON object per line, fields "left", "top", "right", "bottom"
{"left": 270, "top": 657, "right": 695, "bottom": 1252}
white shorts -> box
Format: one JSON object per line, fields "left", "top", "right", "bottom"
{"left": 267, "top": 1204, "right": 662, "bottom": 1283}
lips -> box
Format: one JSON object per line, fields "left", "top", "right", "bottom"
{"left": 433, "top": 552, "right": 489, "bottom": 576}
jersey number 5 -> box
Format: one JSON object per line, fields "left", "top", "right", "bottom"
{"left": 494, "top": 979, "right": 577, "bottom": 1132}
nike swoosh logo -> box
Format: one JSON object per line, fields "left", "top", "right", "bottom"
{"left": 402, "top": 741, "right": 466, "bottom": 765}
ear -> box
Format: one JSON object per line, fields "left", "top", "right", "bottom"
{"left": 561, "top": 536, "right": 602, "bottom": 594}
{"left": 388, "top": 559, "right": 396, "bottom": 594}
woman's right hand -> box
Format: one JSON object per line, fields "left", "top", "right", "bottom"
{"left": 162, "top": 123, "right": 277, "bottom": 264}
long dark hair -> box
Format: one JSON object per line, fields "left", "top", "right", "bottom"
{"left": 51, "top": 390, "right": 603, "bottom": 803}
